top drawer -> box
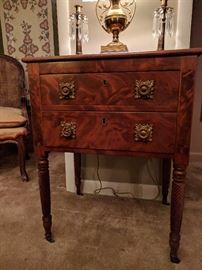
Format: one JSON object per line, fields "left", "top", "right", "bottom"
{"left": 40, "top": 71, "right": 180, "bottom": 111}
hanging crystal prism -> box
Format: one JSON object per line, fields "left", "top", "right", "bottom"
{"left": 166, "top": 7, "right": 174, "bottom": 37}
{"left": 69, "top": 14, "right": 76, "bottom": 41}
{"left": 152, "top": 9, "right": 161, "bottom": 38}
{"left": 82, "top": 15, "right": 89, "bottom": 42}
{"left": 152, "top": 5, "right": 174, "bottom": 38}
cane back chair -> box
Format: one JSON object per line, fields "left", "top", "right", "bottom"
{"left": 0, "top": 54, "right": 29, "bottom": 181}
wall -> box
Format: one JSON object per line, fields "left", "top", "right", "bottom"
{"left": 175, "top": 0, "right": 193, "bottom": 49}
{"left": 56, "top": 0, "right": 71, "bottom": 55}
{"left": 57, "top": 0, "right": 194, "bottom": 198}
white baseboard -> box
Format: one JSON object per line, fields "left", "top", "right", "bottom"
{"left": 190, "top": 152, "right": 202, "bottom": 162}
{"left": 67, "top": 178, "right": 162, "bottom": 201}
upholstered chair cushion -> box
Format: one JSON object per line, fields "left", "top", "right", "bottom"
{"left": 0, "top": 127, "right": 28, "bottom": 140}
{"left": 0, "top": 106, "right": 27, "bottom": 128}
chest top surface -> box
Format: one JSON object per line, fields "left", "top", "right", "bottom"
{"left": 22, "top": 48, "right": 202, "bottom": 63}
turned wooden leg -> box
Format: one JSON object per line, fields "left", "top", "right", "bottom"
{"left": 38, "top": 153, "right": 54, "bottom": 242}
{"left": 169, "top": 164, "right": 186, "bottom": 264}
{"left": 74, "top": 153, "right": 82, "bottom": 195}
{"left": 162, "top": 158, "right": 171, "bottom": 205}
{"left": 16, "top": 136, "right": 29, "bottom": 182}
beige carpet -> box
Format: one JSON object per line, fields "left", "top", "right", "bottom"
{"left": 0, "top": 151, "right": 202, "bottom": 270}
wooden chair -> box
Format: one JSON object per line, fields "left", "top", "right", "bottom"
{"left": 0, "top": 54, "right": 29, "bottom": 181}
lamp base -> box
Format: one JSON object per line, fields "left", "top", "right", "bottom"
{"left": 101, "top": 41, "right": 128, "bottom": 53}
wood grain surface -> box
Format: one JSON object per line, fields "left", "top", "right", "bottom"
{"left": 40, "top": 71, "right": 179, "bottom": 111}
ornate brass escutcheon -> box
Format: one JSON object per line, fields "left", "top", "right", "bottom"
{"left": 135, "top": 80, "right": 155, "bottom": 99}
{"left": 60, "top": 121, "right": 76, "bottom": 139}
{"left": 134, "top": 123, "right": 153, "bottom": 142}
{"left": 58, "top": 81, "right": 76, "bottom": 100}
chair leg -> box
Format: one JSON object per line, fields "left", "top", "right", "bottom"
{"left": 16, "top": 136, "right": 29, "bottom": 181}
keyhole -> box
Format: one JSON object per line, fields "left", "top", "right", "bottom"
{"left": 103, "top": 80, "right": 108, "bottom": 86}
{"left": 102, "top": 118, "right": 107, "bottom": 125}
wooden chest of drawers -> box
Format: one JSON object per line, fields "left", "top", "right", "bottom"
{"left": 24, "top": 48, "right": 202, "bottom": 263}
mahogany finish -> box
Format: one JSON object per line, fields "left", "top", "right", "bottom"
{"left": 23, "top": 48, "right": 202, "bottom": 264}
{"left": 42, "top": 111, "right": 176, "bottom": 153}
{"left": 40, "top": 71, "right": 179, "bottom": 111}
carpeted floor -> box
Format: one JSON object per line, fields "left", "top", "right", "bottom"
{"left": 0, "top": 151, "right": 202, "bottom": 270}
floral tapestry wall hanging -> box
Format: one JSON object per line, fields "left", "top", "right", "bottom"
{"left": 0, "top": 0, "right": 55, "bottom": 58}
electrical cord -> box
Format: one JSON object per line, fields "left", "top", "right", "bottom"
{"left": 94, "top": 154, "right": 135, "bottom": 198}
{"left": 146, "top": 158, "right": 161, "bottom": 200}
{"left": 94, "top": 155, "right": 160, "bottom": 200}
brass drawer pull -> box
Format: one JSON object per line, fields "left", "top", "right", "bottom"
{"left": 134, "top": 124, "right": 153, "bottom": 142}
{"left": 58, "top": 81, "right": 76, "bottom": 100}
{"left": 60, "top": 121, "right": 76, "bottom": 139}
{"left": 135, "top": 80, "right": 155, "bottom": 99}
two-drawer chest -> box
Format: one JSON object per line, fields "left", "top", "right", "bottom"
{"left": 23, "top": 48, "right": 202, "bottom": 263}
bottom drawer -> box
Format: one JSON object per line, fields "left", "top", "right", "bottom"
{"left": 42, "top": 111, "right": 176, "bottom": 153}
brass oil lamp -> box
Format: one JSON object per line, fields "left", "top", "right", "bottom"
{"left": 96, "top": 0, "right": 136, "bottom": 53}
